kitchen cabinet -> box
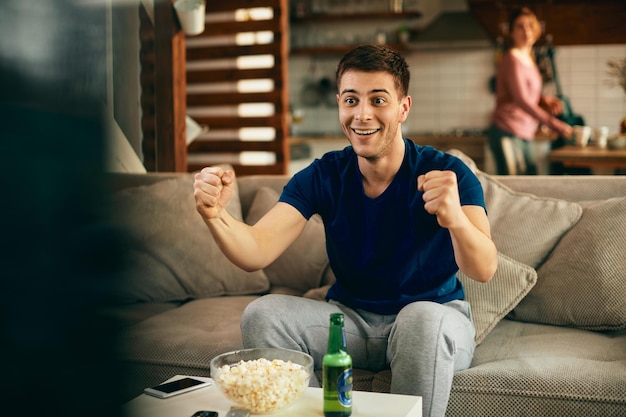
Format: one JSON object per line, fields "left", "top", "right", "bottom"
{"left": 290, "top": 8, "right": 421, "bottom": 55}
{"left": 467, "top": 0, "right": 626, "bottom": 46}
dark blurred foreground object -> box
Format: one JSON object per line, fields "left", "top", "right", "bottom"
{"left": 0, "top": 103, "right": 127, "bottom": 416}
{"left": 1, "top": 0, "right": 127, "bottom": 416}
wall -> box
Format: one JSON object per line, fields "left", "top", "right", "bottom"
{"left": 111, "top": 2, "right": 142, "bottom": 159}
{"left": 289, "top": 43, "right": 626, "bottom": 137}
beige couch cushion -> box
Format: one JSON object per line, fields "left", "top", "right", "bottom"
{"left": 449, "top": 319, "right": 626, "bottom": 416}
{"left": 110, "top": 174, "right": 269, "bottom": 303}
{"left": 446, "top": 149, "right": 583, "bottom": 269}
{"left": 510, "top": 197, "right": 626, "bottom": 330}
{"left": 245, "top": 187, "right": 329, "bottom": 293}
{"left": 477, "top": 173, "right": 582, "bottom": 269}
{"left": 118, "top": 295, "right": 257, "bottom": 393}
{"left": 458, "top": 253, "right": 537, "bottom": 344}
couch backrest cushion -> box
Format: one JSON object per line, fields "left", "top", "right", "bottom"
{"left": 245, "top": 186, "right": 329, "bottom": 293}
{"left": 109, "top": 172, "right": 270, "bottom": 303}
{"left": 446, "top": 148, "right": 583, "bottom": 269}
{"left": 237, "top": 175, "right": 290, "bottom": 218}
{"left": 477, "top": 173, "right": 583, "bottom": 269}
{"left": 509, "top": 197, "right": 626, "bottom": 330}
{"left": 458, "top": 252, "right": 537, "bottom": 344}
{"left": 493, "top": 175, "right": 626, "bottom": 202}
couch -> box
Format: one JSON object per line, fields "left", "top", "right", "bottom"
{"left": 105, "top": 152, "right": 626, "bottom": 416}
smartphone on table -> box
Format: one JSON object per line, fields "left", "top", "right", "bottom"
{"left": 191, "top": 410, "right": 250, "bottom": 417}
{"left": 144, "top": 377, "right": 211, "bottom": 399}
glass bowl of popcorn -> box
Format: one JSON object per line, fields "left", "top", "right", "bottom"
{"left": 210, "top": 347, "right": 313, "bottom": 414}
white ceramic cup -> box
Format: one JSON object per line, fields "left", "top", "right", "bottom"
{"left": 593, "top": 126, "right": 610, "bottom": 148}
{"left": 174, "top": 0, "right": 205, "bottom": 36}
{"left": 573, "top": 125, "right": 592, "bottom": 147}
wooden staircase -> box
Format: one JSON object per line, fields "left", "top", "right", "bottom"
{"left": 185, "top": 0, "right": 290, "bottom": 175}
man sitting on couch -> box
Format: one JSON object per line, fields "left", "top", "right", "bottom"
{"left": 193, "top": 44, "right": 497, "bottom": 417}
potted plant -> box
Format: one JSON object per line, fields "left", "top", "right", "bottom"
{"left": 606, "top": 57, "right": 626, "bottom": 133}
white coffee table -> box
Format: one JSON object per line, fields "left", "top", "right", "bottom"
{"left": 123, "top": 375, "right": 422, "bottom": 417}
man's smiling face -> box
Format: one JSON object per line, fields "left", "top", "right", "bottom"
{"left": 337, "top": 70, "right": 411, "bottom": 162}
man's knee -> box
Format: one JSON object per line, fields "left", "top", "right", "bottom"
{"left": 390, "top": 301, "right": 471, "bottom": 352}
{"left": 242, "top": 294, "right": 290, "bottom": 331}
{"left": 394, "top": 301, "right": 447, "bottom": 336}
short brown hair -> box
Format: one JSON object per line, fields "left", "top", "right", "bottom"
{"left": 335, "top": 44, "right": 410, "bottom": 98}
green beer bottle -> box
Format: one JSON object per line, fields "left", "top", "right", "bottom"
{"left": 323, "top": 313, "right": 352, "bottom": 417}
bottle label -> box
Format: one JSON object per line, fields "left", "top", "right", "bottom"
{"left": 337, "top": 368, "right": 353, "bottom": 407}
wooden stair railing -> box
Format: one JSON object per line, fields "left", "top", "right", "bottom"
{"left": 185, "top": 0, "right": 290, "bottom": 175}
{"left": 139, "top": 0, "right": 188, "bottom": 172}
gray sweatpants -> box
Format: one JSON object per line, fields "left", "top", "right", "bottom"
{"left": 241, "top": 294, "right": 476, "bottom": 417}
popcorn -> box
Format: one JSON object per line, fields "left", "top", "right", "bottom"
{"left": 214, "top": 358, "right": 310, "bottom": 413}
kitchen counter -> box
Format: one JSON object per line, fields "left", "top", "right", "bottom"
{"left": 549, "top": 144, "right": 626, "bottom": 175}
{"left": 409, "top": 134, "right": 488, "bottom": 171}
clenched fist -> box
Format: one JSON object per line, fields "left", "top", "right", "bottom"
{"left": 417, "top": 170, "right": 463, "bottom": 229}
{"left": 193, "top": 166, "right": 235, "bottom": 219}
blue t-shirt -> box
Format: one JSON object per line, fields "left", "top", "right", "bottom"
{"left": 279, "top": 138, "right": 486, "bottom": 315}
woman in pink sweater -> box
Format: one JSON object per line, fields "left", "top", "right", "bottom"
{"left": 489, "top": 7, "right": 573, "bottom": 175}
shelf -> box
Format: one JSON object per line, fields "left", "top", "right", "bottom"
{"left": 289, "top": 8, "right": 421, "bottom": 56}
{"left": 291, "top": 11, "right": 422, "bottom": 23}
{"left": 290, "top": 43, "right": 409, "bottom": 55}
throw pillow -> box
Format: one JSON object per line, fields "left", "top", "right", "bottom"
{"left": 458, "top": 252, "right": 537, "bottom": 345}
{"left": 477, "top": 172, "right": 582, "bottom": 269}
{"left": 509, "top": 197, "right": 626, "bottom": 331}
{"left": 245, "top": 187, "right": 329, "bottom": 294}
{"left": 109, "top": 173, "right": 270, "bottom": 303}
